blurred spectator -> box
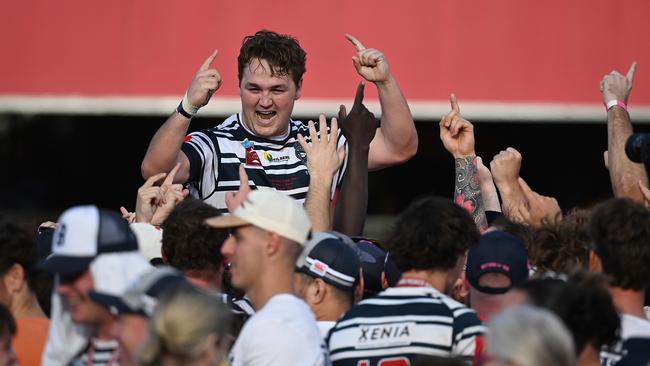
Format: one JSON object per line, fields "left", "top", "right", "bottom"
{"left": 485, "top": 305, "right": 575, "bottom": 366}
{"left": 589, "top": 198, "right": 650, "bottom": 365}
{"left": 37, "top": 205, "right": 151, "bottom": 365}
{"left": 0, "top": 220, "right": 49, "bottom": 366}
{"left": 136, "top": 283, "right": 232, "bottom": 366}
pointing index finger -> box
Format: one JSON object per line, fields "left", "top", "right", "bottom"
{"left": 627, "top": 61, "right": 637, "bottom": 83}
{"left": 450, "top": 93, "right": 460, "bottom": 114}
{"left": 163, "top": 162, "right": 181, "bottom": 186}
{"left": 353, "top": 81, "right": 365, "bottom": 108}
{"left": 200, "top": 50, "right": 219, "bottom": 71}
{"left": 345, "top": 34, "right": 366, "bottom": 51}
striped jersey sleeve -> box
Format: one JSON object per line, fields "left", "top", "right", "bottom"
{"left": 326, "top": 287, "right": 485, "bottom": 366}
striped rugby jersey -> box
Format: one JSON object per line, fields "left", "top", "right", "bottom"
{"left": 181, "top": 113, "right": 347, "bottom": 212}
{"left": 326, "top": 286, "right": 485, "bottom": 365}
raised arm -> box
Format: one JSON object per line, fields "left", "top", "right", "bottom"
{"left": 332, "top": 82, "right": 379, "bottom": 236}
{"left": 299, "top": 115, "right": 346, "bottom": 232}
{"left": 345, "top": 34, "right": 417, "bottom": 170}
{"left": 601, "top": 62, "right": 649, "bottom": 202}
{"left": 141, "top": 50, "right": 221, "bottom": 183}
{"left": 439, "top": 94, "right": 488, "bottom": 232}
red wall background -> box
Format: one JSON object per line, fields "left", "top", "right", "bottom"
{"left": 2, "top": 0, "right": 649, "bottom": 105}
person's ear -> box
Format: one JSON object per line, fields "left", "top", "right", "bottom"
{"left": 295, "top": 79, "right": 303, "bottom": 100}
{"left": 589, "top": 250, "right": 603, "bottom": 273}
{"left": 266, "top": 232, "right": 282, "bottom": 256}
{"left": 381, "top": 272, "right": 389, "bottom": 290}
{"left": 354, "top": 268, "right": 365, "bottom": 304}
{"left": 313, "top": 279, "right": 327, "bottom": 305}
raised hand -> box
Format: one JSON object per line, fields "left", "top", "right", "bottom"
{"left": 119, "top": 207, "right": 136, "bottom": 224}
{"left": 135, "top": 172, "right": 167, "bottom": 224}
{"left": 515, "top": 177, "right": 562, "bottom": 227}
{"left": 490, "top": 147, "right": 522, "bottom": 190}
{"left": 345, "top": 34, "right": 391, "bottom": 84}
{"left": 297, "top": 115, "right": 346, "bottom": 180}
{"left": 439, "top": 94, "right": 475, "bottom": 158}
{"left": 225, "top": 164, "right": 252, "bottom": 213}
{"left": 151, "top": 163, "right": 190, "bottom": 226}
{"left": 338, "top": 82, "right": 378, "bottom": 148}
{"left": 601, "top": 62, "right": 636, "bottom": 105}
{"left": 185, "top": 50, "right": 222, "bottom": 113}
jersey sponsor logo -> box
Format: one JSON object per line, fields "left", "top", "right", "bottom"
{"left": 264, "top": 151, "right": 290, "bottom": 163}
{"left": 356, "top": 322, "right": 414, "bottom": 349}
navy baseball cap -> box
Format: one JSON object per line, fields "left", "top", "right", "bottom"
{"left": 296, "top": 232, "right": 361, "bottom": 292}
{"left": 38, "top": 205, "right": 139, "bottom": 275}
{"left": 466, "top": 230, "right": 529, "bottom": 295}
{"left": 89, "top": 267, "right": 187, "bottom": 317}
{"left": 355, "top": 239, "right": 401, "bottom": 297}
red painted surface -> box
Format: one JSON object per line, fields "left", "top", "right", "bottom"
{"left": 2, "top": 0, "right": 649, "bottom": 104}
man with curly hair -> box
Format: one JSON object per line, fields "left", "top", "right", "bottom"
{"left": 589, "top": 198, "right": 650, "bottom": 365}
{"left": 326, "top": 196, "right": 485, "bottom": 365}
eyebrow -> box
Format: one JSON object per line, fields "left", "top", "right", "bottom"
{"left": 244, "top": 82, "right": 288, "bottom": 90}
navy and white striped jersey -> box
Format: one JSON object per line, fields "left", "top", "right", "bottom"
{"left": 326, "top": 286, "right": 485, "bottom": 365}
{"left": 181, "top": 113, "right": 347, "bottom": 212}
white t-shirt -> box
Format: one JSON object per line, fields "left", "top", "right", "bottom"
{"left": 318, "top": 321, "right": 336, "bottom": 339}
{"left": 228, "top": 294, "right": 330, "bottom": 366}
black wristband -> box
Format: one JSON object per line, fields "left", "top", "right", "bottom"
{"left": 176, "top": 102, "right": 194, "bottom": 119}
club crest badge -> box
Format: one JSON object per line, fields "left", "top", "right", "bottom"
{"left": 242, "top": 139, "right": 262, "bottom": 167}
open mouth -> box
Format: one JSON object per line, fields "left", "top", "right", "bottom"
{"left": 256, "top": 111, "right": 277, "bottom": 120}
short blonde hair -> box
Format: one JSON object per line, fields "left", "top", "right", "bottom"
{"left": 136, "top": 284, "right": 231, "bottom": 365}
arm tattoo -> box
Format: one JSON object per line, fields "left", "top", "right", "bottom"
{"left": 454, "top": 156, "right": 488, "bottom": 232}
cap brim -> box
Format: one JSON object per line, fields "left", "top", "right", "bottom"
{"left": 36, "top": 255, "right": 93, "bottom": 275}
{"left": 205, "top": 214, "right": 250, "bottom": 229}
{"left": 88, "top": 291, "right": 140, "bottom": 315}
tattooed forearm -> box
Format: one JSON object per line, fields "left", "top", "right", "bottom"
{"left": 455, "top": 156, "right": 488, "bottom": 232}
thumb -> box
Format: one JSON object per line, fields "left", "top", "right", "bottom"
{"left": 337, "top": 146, "right": 346, "bottom": 165}
{"left": 338, "top": 105, "right": 347, "bottom": 121}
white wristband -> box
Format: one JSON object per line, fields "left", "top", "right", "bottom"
{"left": 605, "top": 100, "right": 627, "bottom": 112}
{"left": 182, "top": 92, "right": 200, "bottom": 116}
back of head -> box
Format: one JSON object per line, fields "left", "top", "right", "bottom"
{"left": 137, "top": 284, "right": 232, "bottom": 366}
{"left": 0, "top": 220, "right": 52, "bottom": 314}
{"left": 162, "top": 199, "right": 227, "bottom": 273}
{"left": 487, "top": 305, "right": 576, "bottom": 366}
{"left": 517, "top": 271, "right": 620, "bottom": 354}
{"left": 466, "top": 230, "right": 529, "bottom": 295}
{"left": 237, "top": 30, "right": 306, "bottom": 87}
{"left": 385, "top": 196, "right": 479, "bottom": 273}
{"left": 0, "top": 221, "right": 39, "bottom": 294}
{"left": 588, "top": 198, "right": 650, "bottom": 290}
{"left": 528, "top": 208, "right": 591, "bottom": 275}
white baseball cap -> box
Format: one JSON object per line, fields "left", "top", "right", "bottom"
{"left": 205, "top": 190, "right": 311, "bottom": 245}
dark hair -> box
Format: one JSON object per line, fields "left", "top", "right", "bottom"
{"left": 588, "top": 198, "right": 650, "bottom": 290}
{"left": 0, "top": 221, "right": 39, "bottom": 292}
{"left": 517, "top": 271, "right": 620, "bottom": 353}
{"left": 528, "top": 209, "right": 591, "bottom": 274}
{"left": 161, "top": 199, "right": 228, "bottom": 272}
{"left": 385, "top": 196, "right": 479, "bottom": 272}
{"left": 0, "top": 303, "right": 16, "bottom": 337}
{"left": 237, "top": 30, "right": 306, "bottom": 87}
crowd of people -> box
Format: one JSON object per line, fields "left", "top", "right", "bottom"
{"left": 1, "top": 29, "right": 650, "bottom": 366}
